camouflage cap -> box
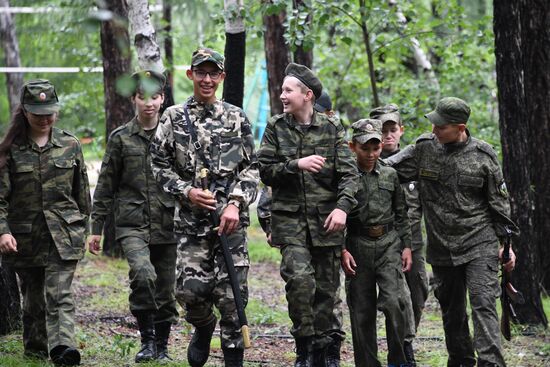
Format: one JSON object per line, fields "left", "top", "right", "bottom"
{"left": 351, "top": 118, "right": 383, "bottom": 144}
{"left": 425, "top": 97, "right": 470, "bottom": 125}
{"left": 191, "top": 47, "right": 225, "bottom": 70}
{"left": 369, "top": 104, "right": 401, "bottom": 125}
{"left": 131, "top": 69, "right": 166, "bottom": 95}
{"left": 20, "top": 79, "right": 60, "bottom": 115}
{"left": 285, "top": 63, "right": 323, "bottom": 99}
{"left": 314, "top": 91, "right": 332, "bottom": 112}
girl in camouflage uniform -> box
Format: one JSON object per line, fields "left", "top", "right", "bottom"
{"left": 0, "top": 80, "right": 90, "bottom": 366}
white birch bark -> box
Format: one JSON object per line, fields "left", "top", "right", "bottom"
{"left": 0, "top": 0, "right": 24, "bottom": 114}
{"left": 127, "top": 0, "right": 164, "bottom": 72}
{"left": 224, "top": 0, "right": 245, "bottom": 34}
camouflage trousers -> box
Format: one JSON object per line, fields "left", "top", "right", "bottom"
{"left": 432, "top": 255, "right": 505, "bottom": 367}
{"left": 345, "top": 231, "right": 408, "bottom": 367}
{"left": 175, "top": 228, "right": 249, "bottom": 349}
{"left": 404, "top": 247, "right": 429, "bottom": 342}
{"left": 120, "top": 237, "right": 178, "bottom": 324}
{"left": 15, "top": 243, "right": 78, "bottom": 357}
{"left": 280, "top": 244, "right": 344, "bottom": 350}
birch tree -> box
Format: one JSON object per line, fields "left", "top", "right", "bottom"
{"left": 0, "top": 0, "right": 24, "bottom": 115}
{"left": 222, "top": 0, "right": 246, "bottom": 107}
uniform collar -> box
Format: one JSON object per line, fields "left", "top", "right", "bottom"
{"left": 50, "top": 128, "right": 64, "bottom": 148}
{"left": 443, "top": 129, "right": 471, "bottom": 152}
{"left": 285, "top": 110, "right": 323, "bottom": 129}
{"left": 187, "top": 97, "right": 224, "bottom": 121}
{"left": 359, "top": 159, "right": 381, "bottom": 176}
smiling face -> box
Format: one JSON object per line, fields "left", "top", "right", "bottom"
{"left": 132, "top": 92, "right": 164, "bottom": 122}
{"left": 24, "top": 111, "right": 56, "bottom": 136}
{"left": 350, "top": 138, "right": 383, "bottom": 172}
{"left": 186, "top": 62, "right": 225, "bottom": 104}
{"left": 280, "top": 76, "right": 312, "bottom": 115}
{"left": 381, "top": 121, "right": 404, "bottom": 153}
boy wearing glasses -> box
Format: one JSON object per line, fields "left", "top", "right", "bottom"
{"left": 150, "top": 47, "right": 259, "bottom": 367}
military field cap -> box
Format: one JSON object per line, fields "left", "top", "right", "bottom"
{"left": 191, "top": 47, "right": 225, "bottom": 70}
{"left": 314, "top": 91, "right": 332, "bottom": 112}
{"left": 351, "top": 118, "right": 383, "bottom": 144}
{"left": 285, "top": 62, "right": 323, "bottom": 99}
{"left": 21, "top": 79, "right": 60, "bottom": 115}
{"left": 425, "top": 97, "right": 470, "bottom": 126}
{"left": 132, "top": 69, "right": 166, "bottom": 94}
{"left": 369, "top": 104, "right": 401, "bottom": 125}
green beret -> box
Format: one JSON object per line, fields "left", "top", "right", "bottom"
{"left": 191, "top": 47, "right": 225, "bottom": 70}
{"left": 425, "top": 97, "right": 470, "bottom": 125}
{"left": 21, "top": 79, "right": 60, "bottom": 115}
{"left": 369, "top": 104, "right": 401, "bottom": 125}
{"left": 285, "top": 62, "right": 323, "bottom": 99}
{"left": 351, "top": 118, "right": 383, "bottom": 144}
{"left": 132, "top": 69, "right": 166, "bottom": 95}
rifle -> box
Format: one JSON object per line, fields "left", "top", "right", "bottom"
{"left": 500, "top": 227, "right": 525, "bottom": 341}
{"left": 200, "top": 168, "right": 252, "bottom": 348}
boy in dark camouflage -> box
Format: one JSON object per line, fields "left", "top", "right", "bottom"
{"left": 88, "top": 70, "right": 178, "bottom": 363}
{"left": 342, "top": 118, "right": 412, "bottom": 367}
{"left": 258, "top": 63, "right": 358, "bottom": 367}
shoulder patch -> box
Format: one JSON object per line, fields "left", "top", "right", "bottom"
{"left": 109, "top": 124, "right": 129, "bottom": 140}
{"left": 267, "top": 113, "right": 285, "bottom": 127}
{"left": 475, "top": 140, "right": 498, "bottom": 159}
{"left": 415, "top": 132, "right": 435, "bottom": 144}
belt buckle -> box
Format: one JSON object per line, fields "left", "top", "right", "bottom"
{"left": 367, "top": 225, "right": 384, "bottom": 238}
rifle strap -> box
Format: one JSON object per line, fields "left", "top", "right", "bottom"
{"left": 183, "top": 101, "right": 210, "bottom": 170}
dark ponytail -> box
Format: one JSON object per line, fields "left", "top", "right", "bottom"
{"left": 0, "top": 106, "right": 29, "bottom": 169}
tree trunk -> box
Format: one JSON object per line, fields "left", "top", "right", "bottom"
{"left": 0, "top": 0, "right": 24, "bottom": 115}
{"left": 292, "top": 0, "right": 313, "bottom": 68}
{"left": 99, "top": 0, "right": 133, "bottom": 258}
{"left": 162, "top": 0, "right": 175, "bottom": 108}
{"left": 262, "top": 1, "right": 290, "bottom": 116}
{"left": 222, "top": 0, "right": 246, "bottom": 108}
{"left": 359, "top": 0, "right": 380, "bottom": 107}
{"left": 0, "top": 263, "right": 21, "bottom": 335}
{"left": 494, "top": 0, "right": 548, "bottom": 326}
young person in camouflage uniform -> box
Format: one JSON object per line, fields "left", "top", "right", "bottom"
{"left": 150, "top": 47, "right": 259, "bottom": 367}
{"left": 258, "top": 63, "right": 358, "bottom": 367}
{"left": 88, "top": 70, "right": 177, "bottom": 363}
{"left": 342, "top": 118, "right": 412, "bottom": 367}
{"left": 386, "top": 97, "right": 518, "bottom": 367}
{"left": 371, "top": 104, "right": 429, "bottom": 366}
{"left": 0, "top": 80, "right": 90, "bottom": 366}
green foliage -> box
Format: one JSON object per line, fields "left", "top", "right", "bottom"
{"left": 110, "top": 334, "right": 136, "bottom": 357}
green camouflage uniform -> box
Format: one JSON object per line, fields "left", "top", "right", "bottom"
{"left": 90, "top": 117, "right": 178, "bottom": 324}
{"left": 386, "top": 132, "right": 518, "bottom": 367}
{"left": 382, "top": 148, "right": 428, "bottom": 337}
{"left": 0, "top": 127, "right": 90, "bottom": 356}
{"left": 258, "top": 111, "right": 358, "bottom": 349}
{"left": 150, "top": 96, "right": 259, "bottom": 349}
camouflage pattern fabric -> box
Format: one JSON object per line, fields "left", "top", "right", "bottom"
{"left": 91, "top": 117, "right": 176, "bottom": 244}
{"left": 120, "top": 237, "right": 178, "bottom": 323}
{"left": 258, "top": 111, "right": 358, "bottom": 247}
{"left": 344, "top": 160, "right": 411, "bottom": 366}
{"left": 0, "top": 127, "right": 90, "bottom": 267}
{"left": 280, "top": 245, "right": 343, "bottom": 348}
{"left": 150, "top": 97, "right": 259, "bottom": 236}
{"left": 385, "top": 131, "right": 518, "bottom": 366}
{"left": 176, "top": 229, "right": 249, "bottom": 348}
{"left": 256, "top": 185, "right": 272, "bottom": 234}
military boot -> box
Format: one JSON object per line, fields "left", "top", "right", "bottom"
{"left": 325, "top": 339, "right": 341, "bottom": 367}
{"left": 403, "top": 341, "right": 416, "bottom": 367}
{"left": 135, "top": 313, "right": 156, "bottom": 363}
{"left": 222, "top": 347, "right": 244, "bottom": 367}
{"left": 187, "top": 317, "right": 217, "bottom": 367}
{"left": 155, "top": 321, "right": 173, "bottom": 362}
{"left": 294, "top": 337, "right": 313, "bottom": 367}
{"left": 50, "top": 345, "right": 81, "bottom": 366}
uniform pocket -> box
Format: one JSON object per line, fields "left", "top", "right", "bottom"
{"left": 62, "top": 211, "right": 87, "bottom": 248}
{"left": 116, "top": 198, "right": 145, "bottom": 227}
{"left": 219, "top": 134, "right": 242, "bottom": 173}
{"left": 54, "top": 158, "right": 76, "bottom": 189}
{"left": 122, "top": 147, "right": 144, "bottom": 173}
{"left": 10, "top": 222, "right": 33, "bottom": 255}
{"left": 314, "top": 146, "right": 334, "bottom": 177}
{"left": 13, "top": 164, "right": 35, "bottom": 194}
{"left": 160, "top": 198, "right": 175, "bottom": 232}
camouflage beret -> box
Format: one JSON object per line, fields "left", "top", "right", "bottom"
{"left": 21, "top": 79, "right": 60, "bottom": 115}
{"left": 314, "top": 91, "right": 332, "bottom": 112}
{"left": 351, "top": 118, "right": 383, "bottom": 144}
{"left": 369, "top": 104, "right": 401, "bottom": 125}
{"left": 191, "top": 47, "right": 225, "bottom": 70}
{"left": 285, "top": 62, "right": 323, "bottom": 99}
{"left": 132, "top": 69, "right": 166, "bottom": 95}
{"left": 425, "top": 97, "right": 470, "bottom": 125}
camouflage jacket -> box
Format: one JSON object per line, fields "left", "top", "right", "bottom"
{"left": 0, "top": 128, "right": 91, "bottom": 266}
{"left": 258, "top": 112, "right": 358, "bottom": 247}
{"left": 346, "top": 160, "right": 411, "bottom": 249}
{"left": 90, "top": 117, "right": 175, "bottom": 244}
{"left": 150, "top": 97, "right": 259, "bottom": 236}
{"left": 385, "top": 132, "right": 519, "bottom": 266}
{"left": 382, "top": 148, "right": 424, "bottom": 250}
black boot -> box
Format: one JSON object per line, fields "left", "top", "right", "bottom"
{"left": 312, "top": 346, "right": 326, "bottom": 367}
{"left": 222, "top": 347, "right": 244, "bottom": 367}
{"left": 50, "top": 345, "right": 81, "bottom": 366}
{"left": 155, "top": 321, "right": 172, "bottom": 362}
{"left": 325, "top": 340, "right": 341, "bottom": 367}
{"left": 295, "top": 337, "right": 313, "bottom": 367}
{"left": 187, "top": 317, "right": 217, "bottom": 367}
{"left": 403, "top": 341, "right": 416, "bottom": 367}
{"left": 135, "top": 313, "right": 156, "bottom": 363}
